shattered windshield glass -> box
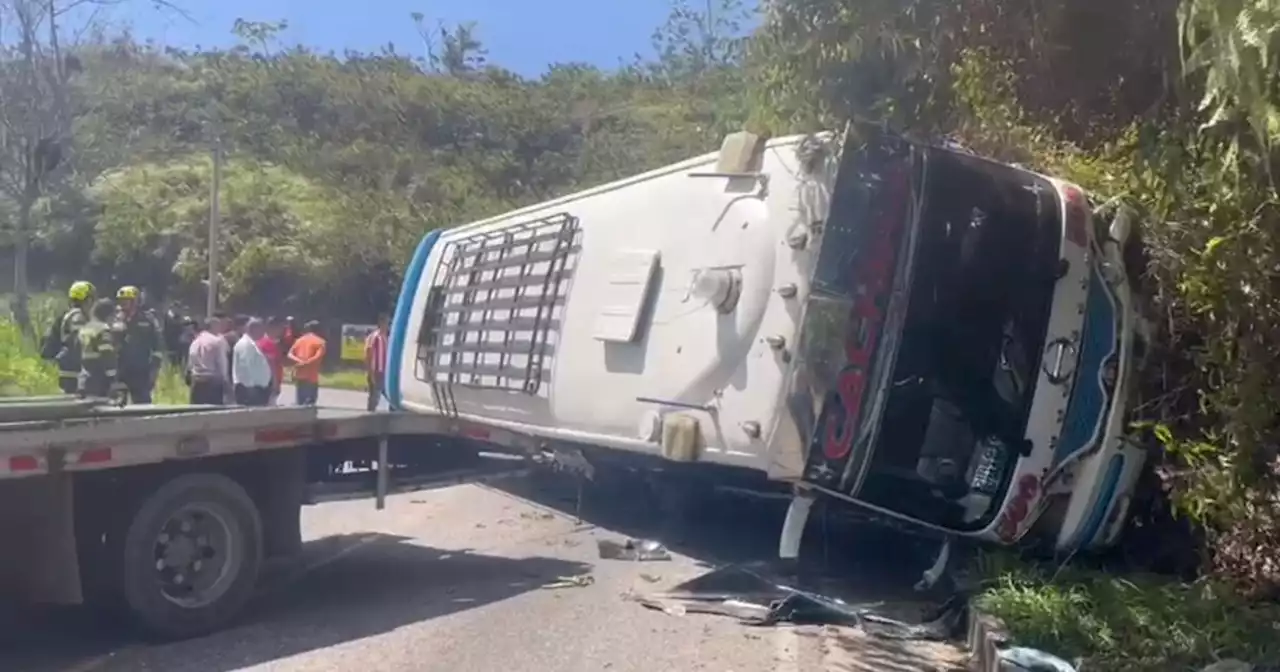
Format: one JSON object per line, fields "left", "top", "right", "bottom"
{"left": 793, "top": 130, "right": 917, "bottom": 491}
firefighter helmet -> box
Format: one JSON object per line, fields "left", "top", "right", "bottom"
{"left": 68, "top": 281, "right": 96, "bottom": 302}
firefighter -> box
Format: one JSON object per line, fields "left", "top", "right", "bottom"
{"left": 53, "top": 281, "right": 96, "bottom": 394}
{"left": 112, "top": 285, "right": 164, "bottom": 404}
{"left": 78, "top": 299, "right": 120, "bottom": 399}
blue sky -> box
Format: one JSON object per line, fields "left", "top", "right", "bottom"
{"left": 98, "top": 0, "right": 685, "bottom": 76}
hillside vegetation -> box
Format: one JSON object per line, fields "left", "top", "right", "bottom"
{"left": 2, "top": 8, "right": 753, "bottom": 318}
{"left": 6, "top": 0, "right": 1280, "bottom": 665}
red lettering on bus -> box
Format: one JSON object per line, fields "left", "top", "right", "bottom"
{"left": 820, "top": 161, "right": 910, "bottom": 462}
{"left": 996, "top": 474, "right": 1041, "bottom": 541}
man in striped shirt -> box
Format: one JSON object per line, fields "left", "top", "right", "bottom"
{"left": 364, "top": 314, "right": 390, "bottom": 411}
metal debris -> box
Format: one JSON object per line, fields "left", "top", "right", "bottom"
{"left": 542, "top": 574, "right": 595, "bottom": 589}
{"left": 598, "top": 538, "right": 672, "bottom": 561}
{"left": 625, "top": 563, "right": 965, "bottom": 641}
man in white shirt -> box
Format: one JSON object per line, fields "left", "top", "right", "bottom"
{"left": 232, "top": 318, "right": 272, "bottom": 406}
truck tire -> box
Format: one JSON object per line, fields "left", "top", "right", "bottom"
{"left": 119, "top": 473, "right": 263, "bottom": 640}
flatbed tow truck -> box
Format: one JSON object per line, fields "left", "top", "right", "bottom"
{"left": 0, "top": 396, "right": 541, "bottom": 640}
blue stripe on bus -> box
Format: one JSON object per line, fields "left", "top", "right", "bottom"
{"left": 1053, "top": 267, "right": 1117, "bottom": 466}
{"left": 386, "top": 229, "right": 442, "bottom": 410}
{"left": 1070, "top": 453, "right": 1125, "bottom": 551}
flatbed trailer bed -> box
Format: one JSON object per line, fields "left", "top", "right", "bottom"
{"left": 0, "top": 399, "right": 542, "bottom": 640}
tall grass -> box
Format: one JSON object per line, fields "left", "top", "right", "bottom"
{"left": 976, "top": 552, "right": 1280, "bottom": 671}
{"left": 0, "top": 318, "right": 60, "bottom": 396}
{"left": 153, "top": 363, "right": 188, "bottom": 404}
{"left": 1, "top": 293, "right": 77, "bottom": 397}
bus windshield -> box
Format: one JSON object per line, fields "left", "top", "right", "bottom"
{"left": 795, "top": 130, "right": 1063, "bottom": 532}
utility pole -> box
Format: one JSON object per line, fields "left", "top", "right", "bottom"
{"left": 206, "top": 135, "right": 222, "bottom": 318}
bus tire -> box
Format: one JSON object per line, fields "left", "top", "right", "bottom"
{"left": 119, "top": 473, "right": 263, "bottom": 640}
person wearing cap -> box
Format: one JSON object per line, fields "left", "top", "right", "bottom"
{"left": 112, "top": 285, "right": 163, "bottom": 404}
{"left": 50, "top": 281, "right": 96, "bottom": 394}
{"left": 287, "top": 320, "right": 326, "bottom": 406}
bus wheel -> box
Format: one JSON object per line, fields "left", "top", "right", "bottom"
{"left": 119, "top": 473, "right": 263, "bottom": 640}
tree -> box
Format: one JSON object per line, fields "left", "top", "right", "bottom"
{"left": 411, "top": 12, "right": 487, "bottom": 76}
{"left": 0, "top": 1, "right": 184, "bottom": 329}
{"left": 91, "top": 155, "right": 349, "bottom": 310}
{"left": 0, "top": 0, "right": 81, "bottom": 331}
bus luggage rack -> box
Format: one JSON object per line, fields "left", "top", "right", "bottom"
{"left": 416, "top": 212, "right": 580, "bottom": 414}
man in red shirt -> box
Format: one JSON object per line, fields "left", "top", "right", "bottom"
{"left": 364, "top": 314, "right": 389, "bottom": 411}
{"left": 259, "top": 316, "right": 285, "bottom": 405}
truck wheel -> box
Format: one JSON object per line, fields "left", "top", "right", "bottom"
{"left": 119, "top": 473, "right": 263, "bottom": 640}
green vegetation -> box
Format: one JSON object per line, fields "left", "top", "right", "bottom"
{"left": 0, "top": 318, "right": 58, "bottom": 396}
{"left": 151, "top": 364, "right": 189, "bottom": 406}
{"left": 976, "top": 555, "right": 1280, "bottom": 671}
{"left": 2, "top": 6, "right": 753, "bottom": 319}
{"left": 322, "top": 368, "right": 369, "bottom": 393}
{"left": 5, "top": 0, "right": 1280, "bottom": 664}
{"left": 0, "top": 293, "right": 67, "bottom": 396}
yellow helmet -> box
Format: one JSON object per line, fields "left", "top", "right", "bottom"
{"left": 68, "top": 281, "right": 96, "bottom": 302}
{"left": 117, "top": 285, "right": 140, "bottom": 300}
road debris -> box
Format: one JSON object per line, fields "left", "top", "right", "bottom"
{"left": 541, "top": 574, "right": 595, "bottom": 590}
{"left": 997, "top": 647, "right": 1078, "bottom": 671}
{"left": 598, "top": 538, "right": 672, "bottom": 561}
{"left": 625, "top": 563, "right": 965, "bottom": 641}
{"left": 639, "top": 573, "right": 663, "bottom": 583}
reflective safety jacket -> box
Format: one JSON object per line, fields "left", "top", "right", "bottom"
{"left": 55, "top": 306, "right": 88, "bottom": 380}
{"left": 113, "top": 308, "right": 163, "bottom": 378}
{"left": 78, "top": 320, "right": 118, "bottom": 397}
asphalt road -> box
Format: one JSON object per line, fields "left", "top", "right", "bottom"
{"left": 1, "top": 388, "right": 968, "bottom": 672}
{"left": 278, "top": 384, "right": 371, "bottom": 410}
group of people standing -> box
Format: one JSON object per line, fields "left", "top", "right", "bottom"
{"left": 47, "top": 280, "right": 391, "bottom": 411}
{"left": 186, "top": 313, "right": 327, "bottom": 407}
{"left": 45, "top": 281, "right": 164, "bottom": 402}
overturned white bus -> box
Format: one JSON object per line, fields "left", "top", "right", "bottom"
{"left": 385, "top": 124, "right": 1149, "bottom": 570}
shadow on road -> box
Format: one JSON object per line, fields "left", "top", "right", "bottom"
{"left": 490, "top": 469, "right": 942, "bottom": 616}
{"left": 1, "top": 531, "right": 589, "bottom": 672}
